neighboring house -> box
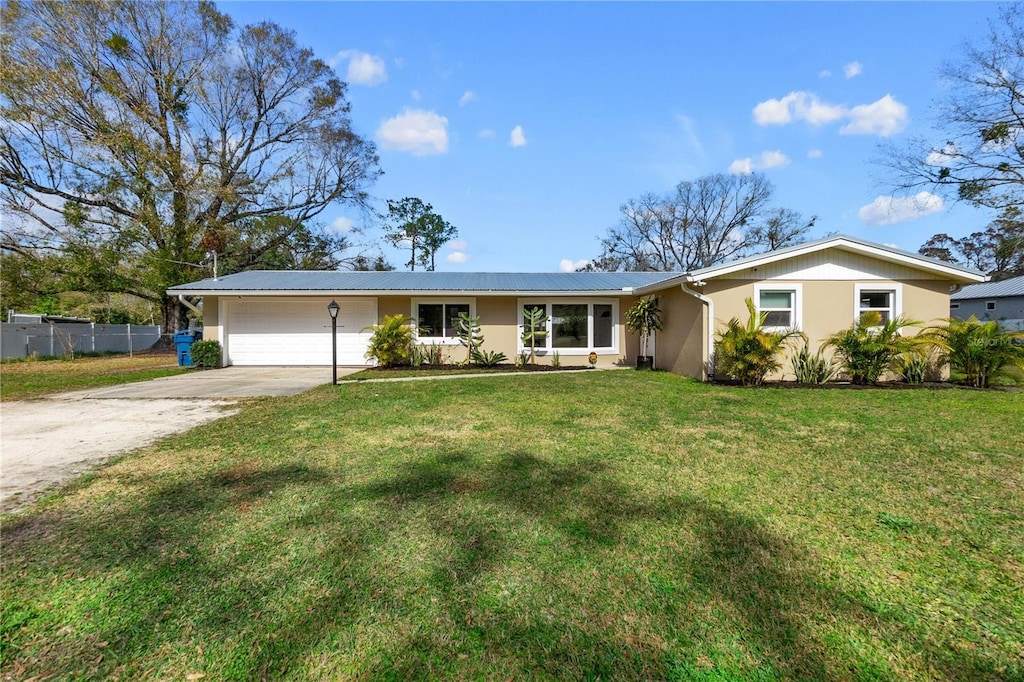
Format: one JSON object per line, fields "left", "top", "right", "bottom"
{"left": 950, "top": 274, "right": 1024, "bottom": 331}
{"left": 168, "top": 235, "right": 986, "bottom": 379}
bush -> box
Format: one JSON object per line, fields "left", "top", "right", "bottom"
{"left": 714, "top": 298, "right": 804, "bottom": 386}
{"left": 364, "top": 315, "right": 414, "bottom": 367}
{"left": 825, "top": 312, "right": 925, "bottom": 385}
{"left": 189, "top": 339, "right": 222, "bottom": 368}
{"left": 790, "top": 343, "right": 835, "bottom": 384}
{"left": 897, "top": 351, "right": 931, "bottom": 384}
{"left": 471, "top": 349, "right": 508, "bottom": 367}
{"left": 928, "top": 316, "right": 1024, "bottom": 388}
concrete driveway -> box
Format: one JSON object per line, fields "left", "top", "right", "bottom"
{"left": 56, "top": 365, "right": 357, "bottom": 398}
{"left": 1, "top": 366, "right": 361, "bottom": 513}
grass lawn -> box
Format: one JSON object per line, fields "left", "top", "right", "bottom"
{"left": 1, "top": 372, "right": 1021, "bottom": 680}
{"left": 0, "top": 352, "right": 185, "bottom": 400}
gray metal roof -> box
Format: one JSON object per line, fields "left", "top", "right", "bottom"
{"left": 168, "top": 270, "right": 680, "bottom": 294}
{"left": 951, "top": 274, "right": 1024, "bottom": 300}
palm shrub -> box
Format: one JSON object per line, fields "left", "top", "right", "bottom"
{"left": 928, "top": 316, "right": 1024, "bottom": 388}
{"left": 625, "top": 298, "right": 663, "bottom": 360}
{"left": 364, "top": 314, "right": 414, "bottom": 367}
{"left": 789, "top": 342, "right": 835, "bottom": 384}
{"left": 824, "top": 312, "right": 925, "bottom": 385}
{"left": 715, "top": 298, "right": 804, "bottom": 386}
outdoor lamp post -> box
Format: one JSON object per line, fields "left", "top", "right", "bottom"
{"left": 327, "top": 299, "right": 340, "bottom": 385}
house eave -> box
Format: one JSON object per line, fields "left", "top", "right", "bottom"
{"left": 166, "top": 288, "right": 642, "bottom": 298}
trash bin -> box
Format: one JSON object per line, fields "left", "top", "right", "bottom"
{"left": 174, "top": 329, "right": 203, "bottom": 367}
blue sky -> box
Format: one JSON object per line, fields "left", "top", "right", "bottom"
{"left": 221, "top": 1, "right": 997, "bottom": 272}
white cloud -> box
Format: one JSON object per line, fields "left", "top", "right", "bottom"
{"left": 753, "top": 91, "right": 845, "bottom": 126}
{"left": 844, "top": 61, "right": 863, "bottom": 79}
{"left": 754, "top": 91, "right": 908, "bottom": 138}
{"left": 446, "top": 251, "right": 468, "bottom": 264}
{"left": 559, "top": 258, "right": 591, "bottom": 273}
{"left": 757, "top": 150, "right": 790, "bottom": 169}
{"left": 728, "top": 150, "right": 790, "bottom": 175}
{"left": 449, "top": 239, "right": 468, "bottom": 251}
{"left": 509, "top": 125, "right": 527, "bottom": 147}
{"left": 477, "top": 129, "right": 495, "bottom": 139}
{"left": 753, "top": 96, "right": 794, "bottom": 125}
{"left": 728, "top": 158, "right": 753, "bottom": 176}
{"left": 329, "top": 217, "right": 355, "bottom": 234}
{"left": 807, "top": 148, "right": 823, "bottom": 159}
{"left": 377, "top": 109, "right": 449, "bottom": 156}
{"left": 858, "top": 192, "right": 944, "bottom": 226}
{"left": 329, "top": 49, "right": 388, "bottom": 87}
{"left": 925, "top": 143, "right": 959, "bottom": 167}
{"left": 410, "top": 89, "right": 422, "bottom": 102}
{"left": 840, "top": 94, "right": 908, "bottom": 137}
{"left": 819, "top": 69, "right": 832, "bottom": 79}
{"left": 458, "top": 90, "right": 477, "bottom": 106}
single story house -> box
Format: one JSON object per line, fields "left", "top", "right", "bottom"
{"left": 950, "top": 274, "right": 1024, "bottom": 331}
{"left": 168, "top": 235, "right": 987, "bottom": 379}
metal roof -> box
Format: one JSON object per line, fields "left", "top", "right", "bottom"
{"left": 951, "top": 274, "right": 1024, "bottom": 300}
{"left": 167, "top": 270, "right": 679, "bottom": 295}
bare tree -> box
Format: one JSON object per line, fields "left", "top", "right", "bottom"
{"left": 595, "top": 173, "right": 810, "bottom": 271}
{"left": 0, "top": 1, "right": 380, "bottom": 332}
{"left": 882, "top": 4, "right": 1024, "bottom": 212}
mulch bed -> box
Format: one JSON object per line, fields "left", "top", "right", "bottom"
{"left": 360, "top": 363, "right": 595, "bottom": 374}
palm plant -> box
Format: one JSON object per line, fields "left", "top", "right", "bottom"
{"left": 927, "top": 316, "right": 1024, "bottom": 388}
{"left": 715, "top": 298, "right": 804, "bottom": 386}
{"left": 625, "top": 298, "right": 663, "bottom": 368}
{"left": 364, "top": 314, "right": 414, "bottom": 367}
{"left": 824, "top": 312, "right": 925, "bottom": 385}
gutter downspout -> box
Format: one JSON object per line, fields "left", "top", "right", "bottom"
{"left": 680, "top": 280, "right": 714, "bottom": 381}
{"left": 177, "top": 294, "right": 202, "bottom": 318}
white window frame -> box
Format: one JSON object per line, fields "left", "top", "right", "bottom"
{"left": 410, "top": 298, "right": 476, "bottom": 344}
{"left": 854, "top": 284, "right": 902, "bottom": 328}
{"left": 754, "top": 283, "right": 802, "bottom": 331}
{"left": 517, "top": 299, "right": 619, "bottom": 355}
{"left": 986, "top": 300, "right": 997, "bottom": 311}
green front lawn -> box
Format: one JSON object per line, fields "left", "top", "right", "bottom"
{"left": 0, "top": 353, "right": 185, "bottom": 400}
{"left": 2, "top": 373, "right": 1021, "bottom": 680}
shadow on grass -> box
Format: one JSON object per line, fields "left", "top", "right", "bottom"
{"left": 2, "top": 450, "right": 1014, "bottom": 680}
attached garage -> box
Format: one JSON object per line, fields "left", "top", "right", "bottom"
{"left": 223, "top": 297, "right": 376, "bottom": 366}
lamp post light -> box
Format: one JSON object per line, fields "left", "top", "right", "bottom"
{"left": 327, "top": 299, "right": 340, "bottom": 385}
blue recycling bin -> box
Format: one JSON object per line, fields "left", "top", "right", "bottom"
{"left": 174, "top": 329, "right": 203, "bottom": 367}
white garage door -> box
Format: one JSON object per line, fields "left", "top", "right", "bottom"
{"left": 225, "top": 297, "right": 376, "bottom": 366}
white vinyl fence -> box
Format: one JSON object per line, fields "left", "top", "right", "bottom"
{"left": 0, "top": 322, "right": 162, "bottom": 360}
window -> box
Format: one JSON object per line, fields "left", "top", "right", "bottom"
{"left": 414, "top": 301, "right": 470, "bottom": 340}
{"left": 950, "top": 303, "right": 960, "bottom": 310}
{"left": 552, "top": 304, "right": 588, "bottom": 348}
{"left": 986, "top": 301, "right": 997, "bottom": 311}
{"left": 859, "top": 291, "right": 894, "bottom": 323}
{"left": 519, "top": 300, "right": 617, "bottom": 354}
{"left": 854, "top": 284, "right": 902, "bottom": 326}
{"left": 754, "top": 284, "right": 801, "bottom": 330}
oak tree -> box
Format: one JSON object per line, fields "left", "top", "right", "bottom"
{"left": 593, "top": 173, "right": 812, "bottom": 272}
{"left": 0, "top": 0, "right": 380, "bottom": 332}
{"left": 883, "top": 4, "right": 1024, "bottom": 212}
